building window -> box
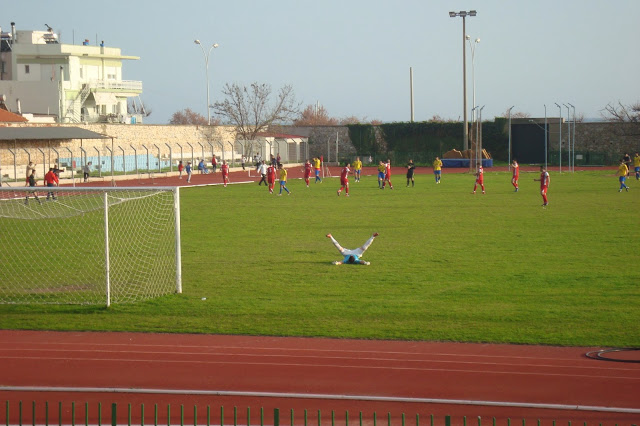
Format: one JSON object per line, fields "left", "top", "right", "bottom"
{"left": 25, "top": 65, "right": 30, "bottom": 74}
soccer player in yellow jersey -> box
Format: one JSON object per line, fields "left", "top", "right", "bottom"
{"left": 278, "top": 163, "right": 291, "bottom": 195}
{"left": 432, "top": 156, "right": 443, "bottom": 184}
{"left": 617, "top": 159, "right": 629, "bottom": 192}
{"left": 633, "top": 152, "right": 640, "bottom": 180}
{"left": 353, "top": 157, "right": 362, "bottom": 182}
{"left": 312, "top": 157, "right": 322, "bottom": 183}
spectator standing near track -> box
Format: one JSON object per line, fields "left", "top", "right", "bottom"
{"left": 212, "top": 156, "right": 218, "bottom": 173}
{"left": 221, "top": 160, "right": 230, "bottom": 187}
{"left": 185, "top": 161, "right": 192, "bottom": 183}
{"left": 406, "top": 159, "right": 415, "bottom": 187}
{"left": 534, "top": 165, "right": 550, "bottom": 206}
{"left": 511, "top": 159, "right": 520, "bottom": 192}
{"left": 382, "top": 159, "right": 393, "bottom": 189}
{"left": 312, "top": 157, "right": 322, "bottom": 183}
{"left": 617, "top": 159, "right": 629, "bottom": 192}
{"left": 432, "top": 156, "right": 443, "bottom": 184}
{"left": 44, "top": 167, "right": 59, "bottom": 200}
{"left": 241, "top": 156, "right": 246, "bottom": 171}
{"left": 257, "top": 161, "right": 268, "bottom": 187}
{"left": 353, "top": 157, "right": 362, "bottom": 182}
{"left": 25, "top": 161, "right": 36, "bottom": 185}
{"left": 303, "top": 159, "right": 312, "bottom": 187}
{"left": 326, "top": 232, "right": 379, "bottom": 265}
{"left": 277, "top": 163, "right": 291, "bottom": 196}
{"left": 82, "top": 162, "right": 91, "bottom": 183}
{"left": 178, "top": 161, "right": 184, "bottom": 179}
{"left": 473, "top": 163, "right": 485, "bottom": 194}
{"left": 267, "top": 162, "right": 277, "bottom": 194}
{"left": 25, "top": 169, "right": 42, "bottom": 205}
{"left": 377, "top": 160, "right": 386, "bottom": 189}
{"left": 337, "top": 163, "right": 351, "bottom": 196}
{"left": 633, "top": 152, "right": 640, "bottom": 181}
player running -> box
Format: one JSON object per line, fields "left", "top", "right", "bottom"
{"left": 312, "top": 157, "right": 322, "bottom": 183}
{"left": 534, "top": 165, "right": 550, "bottom": 206}
{"left": 326, "top": 232, "right": 379, "bottom": 265}
{"left": 337, "top": 163, "right": 351, "bottom": 196}
{"left": 377, "top": 161, "right": 386, "bottom": 189}
{"left": 267, "top": 162, "right": 277, "bottom": 194}
{"left": 221, "top": 160, "right": 230, "bottom": 187}
{"left": 472, "top": 163, "right": 485, "bottom": 194}
{"left": 353, "top": 157, "right": 362, "bottom": 182}
{"left": 303, "top": 159, "right": 312, "bottom": 187}
{"left": 277, "top": 163, "right": 291, "bottom": 196}
{"left": 511, "top": 159, "right": 520, "bottom": 192}
{"left": 25, "top": 169, "right": 42, "bottom": 205}
{"left": 617, "top": 159, "right": 630, "bottom": 192}
{"left": 382, "top": 159, "right": 393, "bottom": 189}
{"left": 432, "top": 156, "right": 442, "bottom": 184}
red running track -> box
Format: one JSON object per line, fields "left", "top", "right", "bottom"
{"left": 0, "top": 330, "right": 638, "bottom": 425}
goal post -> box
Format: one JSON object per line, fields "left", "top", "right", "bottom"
{"left": 0, "top": 186, "right": 182, "bottom": 306}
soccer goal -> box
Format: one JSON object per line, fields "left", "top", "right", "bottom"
{"left": 0, "top": 187, "right": 182, "bottom": 306}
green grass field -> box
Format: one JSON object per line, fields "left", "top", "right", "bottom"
{"left": 0, "top": 169, "right": 638, "bottom": 347}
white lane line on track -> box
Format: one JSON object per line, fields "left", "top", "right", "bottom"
{"left": 0, "top": 349, "right": 636, "bottom": 373}
{"left": 0, "top": 341, "right": 609, "bottom": 363}
{"left": 0, "top": 355, "right": 638, "bottom": 381}
{"left": 0, "top": 386, "right": 638, "bottom": 414}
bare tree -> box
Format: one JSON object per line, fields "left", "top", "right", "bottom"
{"left": 212, "top": 82, "right": 300, "bottom": 141}
{"left": 169, "top": 108, "right": 217, "bottom": 125}
{"left": 601, "top": 101, "right": 640, "bottom": 122}
{"left": 501, "top": 109, "right": 530, "bottom": 119}
{"left": 294, "top": 105, "right": 338, "bottom": 126}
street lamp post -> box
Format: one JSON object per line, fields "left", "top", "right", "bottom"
{"left": 466, "top": 35, "right": 480, "bottom": 171}
{"left": 194, "top": 40, "right": 219, "bottom": 125}
{"left": 449, "top": 10, "right": 477, "bottom": 154}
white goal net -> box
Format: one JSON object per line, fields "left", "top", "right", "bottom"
{"left": 0, "top": 186, "right": 182, "bottom": 306}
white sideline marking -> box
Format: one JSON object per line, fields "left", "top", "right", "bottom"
{"left": 0, "top": 386, "right": 638, "bottom": 414}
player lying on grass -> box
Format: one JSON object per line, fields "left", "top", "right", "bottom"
{"left": 326, "top": 232, "right": 378, "bottom": 265}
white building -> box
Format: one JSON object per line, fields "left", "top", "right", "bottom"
{"left": 0, "top": 22, "right": 143, "bottom": 124}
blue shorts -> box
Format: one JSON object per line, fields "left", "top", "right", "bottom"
{"left": 619, "top": 176, "right": 626, "bottom": 183}
{"left": 280, "top": 180, "right": 286, "bottom": 186}
{"left": 635, "top": 167, "right": 640, "bottom": 172}
{"left": 434, "top": 170, "right": 441, "bottom": 175}
{"left": 378, "top": 172, "right": 385, "bottom": 179}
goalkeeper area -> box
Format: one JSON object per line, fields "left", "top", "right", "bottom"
{"left": 0, "top": 187, "right": 181, "bottom": 306}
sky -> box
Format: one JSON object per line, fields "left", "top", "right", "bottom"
{"left": 4, "top": 0, "right": 640, "bottom": 124}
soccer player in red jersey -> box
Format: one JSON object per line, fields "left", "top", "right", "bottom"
{"left": 337, "top": 163, "right": 351, "bottom": 196}
{"left": 221, "top": 161, "right": 230, "bottom": 187}
{"left": 303, "top": 160, "right": 312, "bottom": 187}
{"left": 382, "top": 159, "right": 393, "bottom": 189}
{"left": 511, "top": 159, "right": 520, "bottom": 192}
{"left": 472, "top": 163, "right": 485, "bottom": 194}
{"left": 44, "top": 167, "right": 59, "bottom": 200}
{"left": 534, "top": 165, "right": 550, "bottom": 207}
{"left": 266, "top": 163, "right": 277, "bottom": 194}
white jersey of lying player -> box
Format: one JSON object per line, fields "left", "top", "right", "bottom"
{"left": 326, "top": 233, "right": 378, "bottom": 265}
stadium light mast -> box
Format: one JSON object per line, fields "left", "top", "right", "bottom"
{"left": 449, "top": 10, "right": 477, "bottom": 155}
{"left": 194, "top": 40, "right": 219, "bottom": 125}
{"left": 563, "top": 104, "right": 571, "bottom": 172}
{"left": 507, "top": 106, "right": 515, "bottom": 169}
{"left": 568, "top": 103, "right": 576, "bottom": 172}
{"left": 554, "top": 103, "right": 562, "bottom": 172}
